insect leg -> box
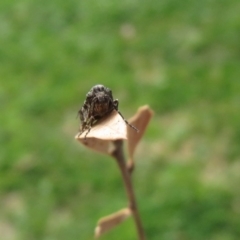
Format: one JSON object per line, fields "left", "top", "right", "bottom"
{"left": 77, "top": 122, "right": 86, "bottom": 137}
{"left": 84, "top": 126, "right": 92, "bottom": 139}
{"left": 84, "top": 115, "right": 96, "bottom": 139}
{"left": 113, "top": 99, "right": 139, "bottom": 132}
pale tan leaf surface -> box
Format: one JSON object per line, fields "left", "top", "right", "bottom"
{"left": 75, "top": 110, "right": 127, "bottom": 155}
{"left": 95, "top": 208, "right": 132, "bottom": 238}
{"left": 127, "top": 105, "right": 154, "bottom": 172}
{"left": 75, "top": 105, "right": 153, "bottom": 161}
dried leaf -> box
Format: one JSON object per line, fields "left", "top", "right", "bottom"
{"left": 127, "top": 105, "right": 154, "bottom": 172}
{"left": 75, "top": 106, "right": 153, "bottom": 160}
{"left": 95, "top": 208, "right": 132, "bottom": 238}
{"left": 75, "top": 110, "right": 127, "bottom": 155}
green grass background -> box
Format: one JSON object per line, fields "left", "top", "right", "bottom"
{"left": 1, "top": 0, "right": 240, "bottom": 239}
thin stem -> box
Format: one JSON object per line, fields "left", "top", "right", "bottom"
{"left": 111, "top": 140, "right": 146, "bottom": 240}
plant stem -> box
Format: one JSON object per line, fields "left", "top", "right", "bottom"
{"left": 111, "top": 140, "right": 146, "bottom": 240}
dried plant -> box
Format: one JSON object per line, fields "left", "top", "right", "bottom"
{"left": 75, "top": 105, "right": 153, "bottom": 239}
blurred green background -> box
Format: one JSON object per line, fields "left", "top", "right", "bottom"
{"left": 1, "top": 0, "right": 240, "bottom": 239}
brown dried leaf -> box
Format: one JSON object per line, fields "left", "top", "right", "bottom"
{"left": 75, "top": 105, "right": 153, "bottom": 167}
{"left": 127, "top": 105, "right": 154, "bottom": 171}
{"left": 75, "top": 110, "right": 127, "bottom": 155}
{"left": 95, "top": 208, "right": 132, "bottom": 238}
